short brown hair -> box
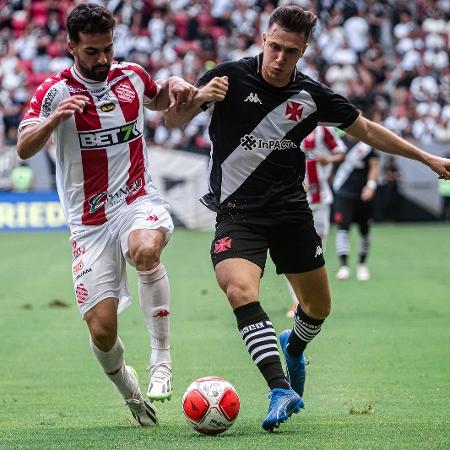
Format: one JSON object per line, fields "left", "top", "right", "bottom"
{"left": 67, "top": 3, "right": 115, "bottom": 43}
{"left": 268, "top": 5, "right": 317, "bottom": 40}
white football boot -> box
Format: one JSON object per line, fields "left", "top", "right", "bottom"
{"left": 356, "top": 264, "right": 370, "bottom": 281}
{"left": 125, "top": 366, "right": 158, "bottom": 426}
{"left": 147, "top": 363, "right": 173, "bottom": 402}
{"left": 336, "top": 265, "right": 351, "bottom": 280}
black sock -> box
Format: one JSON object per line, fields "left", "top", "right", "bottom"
{"left": 234, "top": 302, "right": 289, "bottom": 390}
{"left": 340, "top": 254, "right": 348, "bottom": 266}
{"left": 359, "top": 253, "right": 367, "bottom": 264}
{"left": 287, "top": 304, "right": 325, "bottom": 358}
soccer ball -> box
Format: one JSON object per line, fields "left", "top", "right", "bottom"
{"left": 182, "top": 376, "right": 240, "bottom": 435}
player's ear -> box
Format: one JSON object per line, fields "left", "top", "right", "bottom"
{"left": 262, "top": 32, "right": 267, "bottom": 46}
{"left": 67, "top": 41, "right": 75, "bottom": 56}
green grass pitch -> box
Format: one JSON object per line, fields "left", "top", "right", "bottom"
{"left": 0, "top": 224, "right": 449, "bottom": 449}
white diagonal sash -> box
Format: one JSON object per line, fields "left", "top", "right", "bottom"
{"left": 220, "top": 90, "right": 317, "bottom": 203}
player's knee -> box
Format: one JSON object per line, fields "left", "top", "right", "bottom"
{"left": 226, "top": 282, "right": 257, "bottom": 305}
{"left": 90, "top": 322, "right": 117, "bottom": 351}
{"left": 131, "top": 242, "right": 160, "bottom": 270}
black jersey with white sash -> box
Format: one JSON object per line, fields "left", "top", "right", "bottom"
{"left": 198, "top": 54, "right": 359, "bottom": 213}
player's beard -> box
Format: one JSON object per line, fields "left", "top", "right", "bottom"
{"left": 78, "top": 60, "right": 111, "bottom": 82}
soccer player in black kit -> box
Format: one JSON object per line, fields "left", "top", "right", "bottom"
{"left": 166, "top": 5, "right": 450, "bottom": 431}
{"left": 333, "top": 137, "right": 380, "bottom": 281}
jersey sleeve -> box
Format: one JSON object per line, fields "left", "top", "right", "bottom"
{"left": 137, "top": 66, "right": 159, "bottom": 105}
{"left": 314, "top": 83, "right": 359, "bottom": 129}
{"left": 18, "top": 80, "right": 63, "bottom": 133}
{"left": 196, "top": 62, "right": 230, "bottom": 89}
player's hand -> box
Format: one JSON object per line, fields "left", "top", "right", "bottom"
{"left": 315, "top": 154, "right": 329, "bottom": 165}
{"left": 50, "top": 95, "right": 89, "bottom": 126}
{"left": 168, "top": 77, "right": 198, "bottom": 112}
{"left": 361, "top": 186, "right": 375, "bottom": 201}
{"left": 199, "top": 76, "right": 228, "bottom": 103}
{"left": 428, "top": 155, "right": 450, "bottom": 180}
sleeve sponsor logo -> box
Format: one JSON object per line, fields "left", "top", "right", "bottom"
{"left": 78, "top": 120, "right": 141, "bottom": 149}
{"left": 41, "top": 87, "right": 59, "bottom": 118}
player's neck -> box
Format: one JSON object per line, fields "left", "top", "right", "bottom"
{"left": 72, "top": 65, "right": 108, "bottom": 87}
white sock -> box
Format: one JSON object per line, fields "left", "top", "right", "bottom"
{"left": 138, "top": 264, "right": 171, "bottom": 368}
{"left": 90, "top": 336, "right": 139, "bottom": 400}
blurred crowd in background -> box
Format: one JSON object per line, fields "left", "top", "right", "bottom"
{"left": 1, "top": 0, "right": 450, "bottom": 152}
{"left": 0, "top": 0, "right": 449, "bottom": 219}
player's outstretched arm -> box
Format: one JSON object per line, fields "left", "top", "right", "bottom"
{"left": 164, "top": 76, "right": 228, "bottom": 129}
{"left": 344, "top": 115, "right": 450, "bottom": 180}
{"left": 148, "top": 76, "right": 197, "bottom": 112}
{"left": 17, "top": 95, "right": 88, "bottom": 160}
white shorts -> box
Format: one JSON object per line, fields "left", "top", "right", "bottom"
{"left": 311, "top": 203, "right": 330, "bottom": 241}
{"left": 70, "top": 199, "right": 174, "bottom": 318}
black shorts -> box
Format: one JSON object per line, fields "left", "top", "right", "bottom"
{"left": 210, "top": 210, "right": 325, "bottom": 275}
{"left": 333, "top": 194, "right": 374, "bottom": 228}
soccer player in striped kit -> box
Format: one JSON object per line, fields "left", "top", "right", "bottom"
{"left": 167, "top": 5, "right": 449, "bottom": 432}
{"left": 17, "top": 3, "right": 196, "bottom": 426}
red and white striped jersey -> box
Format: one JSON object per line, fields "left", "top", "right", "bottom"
{"left": 301, "top": 126, "right": 346, "bottom": 207}
{"left": 19, "top": 62, "right": 166, "bottom": 231}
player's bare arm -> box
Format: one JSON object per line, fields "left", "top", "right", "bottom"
{"left": 164, "top": 76, "right": 228, "bottom": 129}
{"left": 17, "top": 95, "right": 88, "bottom": 160}
{"left": 361, "top": 157, "right": 379, "bottom": 202}
{"left": 315, "top": 152, "right": 345, "bottom": 165}
{"left": 147, "top": 76, "right": 197, "bottom": 112}
{"left": 344, "top": 115, "right": 450, "bottom": 180}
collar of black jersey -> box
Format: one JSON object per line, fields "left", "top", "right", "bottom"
{"left": 256, "top": 52, "right": 297, "bottom": 86}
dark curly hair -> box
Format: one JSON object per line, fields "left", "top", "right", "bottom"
{"left": 67, "top": 3, "right": 115, "bottom": 43}
{"left": 268, "top": 5, "right": 317, "bottom": 41}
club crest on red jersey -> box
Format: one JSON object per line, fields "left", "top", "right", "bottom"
{"left": 115, "top": 82, "right": 135, "bottom": 103}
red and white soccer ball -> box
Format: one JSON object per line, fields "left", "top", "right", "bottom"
{"left": 182, "top": 376, "right": 240, "bottom": 435}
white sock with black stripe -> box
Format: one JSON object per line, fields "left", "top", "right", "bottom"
{"left": 234, "top": 302, "right": 289, "bottom": 390}
{"left": 287, "top": 305, "right": 325, "bottom": 358}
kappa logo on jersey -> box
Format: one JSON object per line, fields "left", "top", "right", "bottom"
{"left": 240, "top": 134, "right": 297, "bottom": 151}
{"left": 285, "top": 101, "right": 303, "bottom": 122}
{"left": 214, "top": 236, "right": 232, "bottom": 254}
{"left": 116, "top": 82, "right": 136, "bottom": 103}
{"left": 78, "top": 120, "right": 141, "bottom": 149}
{"left": 315, "top": 245, "right": 323, "bottom": 258}
{"left": 88, "top": 178, "right": 143, "bottom": 213}
{"left": 100, "top": 102, "right": 115, "bottom": 112}
{"left": 244, "top": 92, "right": 262, "bottom": 104}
